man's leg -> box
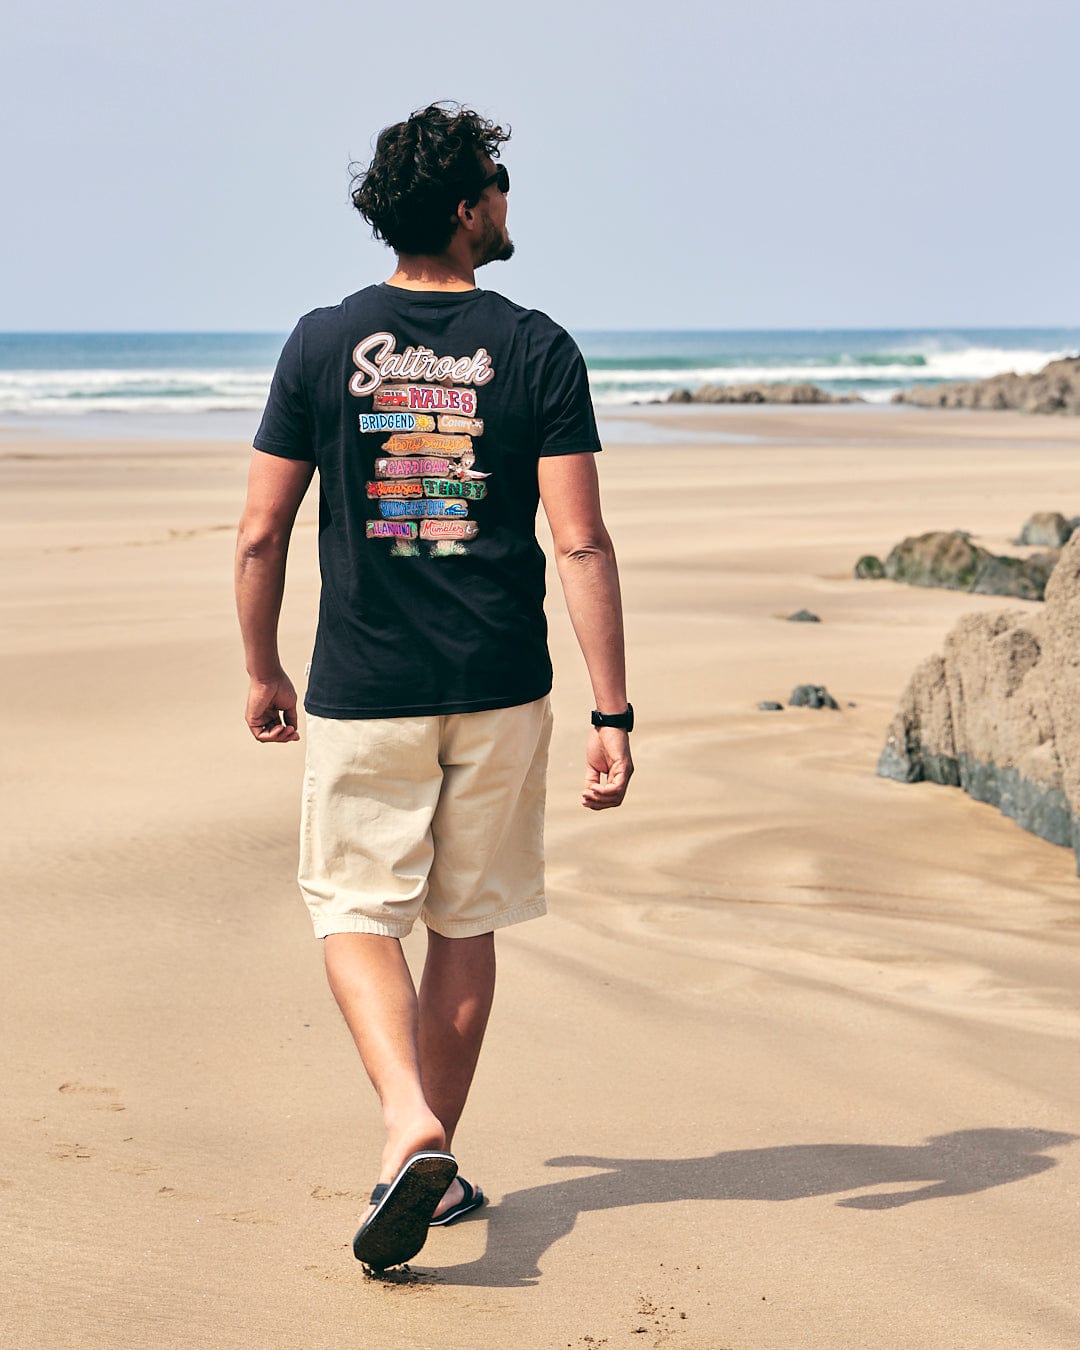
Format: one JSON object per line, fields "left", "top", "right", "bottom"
{"left": 323, "top": 933, "right": 447, "bottom": 1208}
{"left": 418, "top": 930, "right": 496, "bottom": 1218}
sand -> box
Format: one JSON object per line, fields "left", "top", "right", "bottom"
{"left": 2, "top": 406, "right": 1079, "bottom": 1349}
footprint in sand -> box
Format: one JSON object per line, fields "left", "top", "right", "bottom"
{"left": 58, "top": 1082, "right": 126, "bottom": 1111}
{"left": 49, "top": 1141, "right": 92, "bottom": 1161}
{"left": 310, "top": 1184, "right": 365, "bottom": 1201}
{"left": 216, "top": 1210, "right": 280, "bottom": 1226}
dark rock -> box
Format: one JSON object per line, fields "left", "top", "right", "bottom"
{"left": 885, "top": 531, "right": 983, "bottom": 590}
{"left": 668, "top": 381, "right": 863, "bottom": 406}
{"left": 971, "top": 551, "right": 1058, "bottom": 602}
{"left": 883, "top": 530, "right": 1059, "bottom": 600}
{"left": 757, "top": 700, "right": 784, "bottom": 711}
{"left": 787, "top": 609, "right": 821, "bottom": 622}
{"left": 789, "top": 684, "right": 839, "bottom": 710}
{"left": 855, "top": 554, "right": 885, "bottom": 579}
{"left": 1017, "top": 511, "right": 1074, "bottom": 548}
{"left": 894, "top": 355, "right": 1080, "bottom": 414}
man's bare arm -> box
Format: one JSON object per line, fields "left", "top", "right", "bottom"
{"left": 235, "top": 450, "right": 315, "bottom": 744}
{"left": 538, "top": 452, "right": 633, "bottom": 810}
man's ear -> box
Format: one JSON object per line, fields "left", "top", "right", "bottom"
{"left": 456, "top": 199, "right": 475, "bottom": 229}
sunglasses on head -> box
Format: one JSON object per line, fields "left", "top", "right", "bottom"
{"left": 476, "top": 163, "right": 510, "bottom": 196}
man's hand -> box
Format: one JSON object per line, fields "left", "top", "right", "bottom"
{"left": 582, "top": 727, "right": 633, "bottom": 810}
{"left": 245, "top": 673, "right": 300, "bottom": 744}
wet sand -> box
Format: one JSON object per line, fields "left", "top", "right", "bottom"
{"left": 2, "top": 406, "right": 1079, "bottom": 1348}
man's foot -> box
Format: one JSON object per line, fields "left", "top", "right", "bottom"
{"left": 357, "top": 1109, "right": 446, "bottom": 1230}
{"left": 352, "top": 1151, "right": 458, "bottom": 1270}
{"left": 430, "top": 1175, "right": 485, "bottom": 1225}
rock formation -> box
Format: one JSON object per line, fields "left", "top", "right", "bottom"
{"left": 894, "top": 355, "right": 1080, "bottom": 413}
{"left": 877, "top": 530, "right": 1059, "bottom": 601}
{"left": 878, "top": 531, "right": 1080, "bottom": 870}
{"left": 787, "top": 609, "right": 821, "bottom": 622}
{"left": 667, "top": 382, "right": 861, "bottom": 405}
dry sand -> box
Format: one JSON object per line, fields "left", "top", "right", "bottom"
{"left": 2, "top": 406, "right": 1079, "bottom": 1349}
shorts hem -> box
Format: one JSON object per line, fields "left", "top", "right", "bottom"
{"left": 421, "top": 897, "right": 547, "bottom": 939}
{"left": 311, "top": 914, "right": 416, "bottom": 939}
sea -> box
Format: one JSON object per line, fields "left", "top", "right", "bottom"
{"left": 1, "top": 328, "right": 1077, "bottom": 439}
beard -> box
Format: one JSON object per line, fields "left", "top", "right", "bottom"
{"left": 475, "top": 215, "right": 515, "bottom": 267}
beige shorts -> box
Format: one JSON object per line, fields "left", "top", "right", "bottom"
{"left": 298, "top": 696, "right": 553, "bottom": 939}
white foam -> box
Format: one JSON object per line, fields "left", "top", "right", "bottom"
{"left": 0, "top": 367, "right": 273, "bottom": 415}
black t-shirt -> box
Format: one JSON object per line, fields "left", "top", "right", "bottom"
{"left": 254, "top": 283, "right": 602, "bottom": 718}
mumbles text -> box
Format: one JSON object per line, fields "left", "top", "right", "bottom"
{"left": 349, "top": 332, "right": 495, "bottom": 396}
{"left": 373, "top": 386, "right": 478, "bottom": 416}
{"left": 359, "top": 412, "right": 436, "bottom": 434}
{"left": 423, "top": 478, "right": 487, "bottom": 501}
{"left": 365, "top": 520, "right": 418, "bottom": 540}
{"left": 376, "top": 456, "right": 453, "bottom": 478}
{"left": 420, "top": 519, "right": 479, "bottom": 541}
{"left": 379, "top": 499, "right": 470, "bottom": 519}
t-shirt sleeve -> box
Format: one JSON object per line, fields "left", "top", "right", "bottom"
{"left": 537, "top": 330, "right": 602, "bottom": 458}
{"left": 253, "top": 321, "right": 316, "bottom": 462}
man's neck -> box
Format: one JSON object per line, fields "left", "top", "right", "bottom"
{"left": 386, "top": 251, "right": 476, "bottom": 292}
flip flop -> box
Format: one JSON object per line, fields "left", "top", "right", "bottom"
{"left": 352, "top": 1150, "right": 458, "bottom": 1270}
{"left": 428, "top": 1176, "right": 485, "bottom": 1227}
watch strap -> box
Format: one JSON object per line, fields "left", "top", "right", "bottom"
{"left": 591, "top": 703, "right": 634, "bottom": 732}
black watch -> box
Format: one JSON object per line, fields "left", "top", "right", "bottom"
{"left": 591, "top": 703, "right": 634, "bottom": 732}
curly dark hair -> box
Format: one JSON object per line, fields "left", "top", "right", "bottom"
{"left": 350, "top": 103, "right": 510, "bottom": 256}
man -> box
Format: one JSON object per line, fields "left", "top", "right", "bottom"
{"left": 235, "top": 103, "right": 632, "bottom": 1272}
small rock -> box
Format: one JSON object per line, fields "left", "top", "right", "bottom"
{"left": 786, "top": 609, "right": 821, "bottom": 623}
{"left": 789, "top": 684, "right": 839, "bottom": 709}
{"left": 757, "top": 700, "right": 784, "bottom": 711}
{"left": 1017, "top": 511, "right": 1073, "bottom": 548}
{"left": 854, "top": 554, "right": 885, "bottom": 579}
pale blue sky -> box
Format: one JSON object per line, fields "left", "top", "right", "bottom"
{"left": 4, "top": 0, "right": 1077, "bottom": 331}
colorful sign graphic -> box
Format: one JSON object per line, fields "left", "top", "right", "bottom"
{"left": 420, "top": 520, "right": 479, "bottom": 541}
{"left": 381, "top": 433, "right": 473, "bottom": 456}
{"left": 423, "top": 478, "right": 487, "bottom": 500}
{"left": 375, "top": 456, "right": 454, "bottom": 478}
{"left": 373, "top": 386, "right": 478, "bottom": 416}
{"left": 359, "top": 412, "right": 436, "bottom": 434}
{"left": 359, "top": 348, "right": 492, "bottom": 556}
{"left": 366, "top": 480, "right": 422, "bottom": 499}
{"left": 437, "top": 415, "right": 484, "bottom": 436}
{"left": 378, "top": 499, "right": 470, "bottom": 519}
{"left": 366, "top": 520, "right": 418, "bottom": 540}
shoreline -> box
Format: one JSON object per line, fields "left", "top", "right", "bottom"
{"left": 2, "top": 397, "right": 1076, "bottom": 451}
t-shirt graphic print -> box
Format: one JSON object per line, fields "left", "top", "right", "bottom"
{"left": 254, "top": 284, "right": 601, "bottom": 719}
{"left": 350, "top": 331, "right": 494, "bottom": 558}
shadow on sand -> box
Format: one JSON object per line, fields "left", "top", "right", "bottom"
{"left": 424, "top": 1128, "right": 1075, "bottom": 1288}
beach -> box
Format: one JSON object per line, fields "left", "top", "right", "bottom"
{"left": 3, "top": 405, "right": 1079, "bottom": 1348}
